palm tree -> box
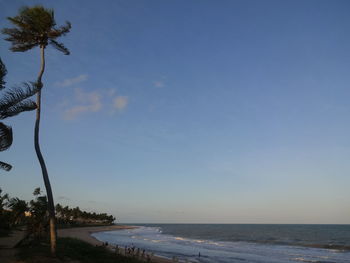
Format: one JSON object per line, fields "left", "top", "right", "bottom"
{"left": 8, "top": 197, "right": 28, "bottom": 225}
{"left": 0, "top": 58, "right": 38, "bottom": 171}
{"left": 0, "top": 58, "right": 13, "bottom": 171}
{"left": 28, "top": 188, "right": 49, "bottom": 240}
{"left": 2, "top": 5, "right": 71, "bottom": 254}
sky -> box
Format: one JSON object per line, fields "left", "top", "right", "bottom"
{"left": 0, "top": 0, "right": 349, "bottom": 224}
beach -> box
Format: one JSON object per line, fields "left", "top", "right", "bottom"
{"left": 58, "top": 225, "right": 173, "bottom": 263}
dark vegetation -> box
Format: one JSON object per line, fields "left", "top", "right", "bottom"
{"left": 56, "top": 203, "right": 115, "bottom": 226}
{"left": 1, "top": 186, "right": 145, "bottom": 262}
{"left": 19, "top": 237, "right": 143, "bottom": 263}
{"left": 0, "top": 187, "right": 115, "bottom": 238}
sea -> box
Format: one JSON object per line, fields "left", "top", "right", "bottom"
{"left": 91, "top": 224, "right": 350, "bottom": 263}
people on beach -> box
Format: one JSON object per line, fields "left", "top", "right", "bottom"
{"left": 115, "top": 244, "right": 119, "bottom": 254}
{"left": 118, "top": 244, "right": 157, "bottom": 262}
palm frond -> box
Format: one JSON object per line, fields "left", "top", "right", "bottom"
{"left": 2, "top": 28, "right": 36, "bottom": 43}
{"left": 0, "top": 161, "right": 12, "bottom": 171}
{"left": 7, "top": 17, "right": 32, "bottom": 31}
{"left": 49, "top": 39, "right": 70, "bottom": 55}
{"left": 0, "top": 59, "right": 7, "bottom": 90}
{"left": 48, "top": 21, "right": 71, "bottom": 39}
{"left": 0, "top": 82, "right": 40, "bottom": 112}
{"left": 0, "top": 99, "right": 36, "bottom": 119}
{"left": 2, "top": 28, "right": 39, "bottom": 52}
{"left": 10, "top": 43, "right": 38, "bottom": 52}
{"left": 0, "top": 122, "right": 13, "bottom": 151}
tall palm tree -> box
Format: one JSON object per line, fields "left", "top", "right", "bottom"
{"left": 2, "top": 5, "right": 71, "bottom": 254}
{"left": 0, "top": 58, "right": 38, "bottom": 171}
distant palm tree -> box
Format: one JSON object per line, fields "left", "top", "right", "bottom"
{"left": 28, "top": 187, "right": 49, "bottom": 240}
{"left": 2, "top": 5, "right": 71, "bottom": 254}
{"left": 0, "top": 58, "right": 38, "bottom": 171}
{"left": 8, "top": 197, "right": 28, "bottom": 225}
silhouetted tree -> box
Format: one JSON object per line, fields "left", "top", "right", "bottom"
{"left": 8, "top": 197, "right": 28, "bottom": 225}
{"left": 0, "top": 58, "right": 38, "bottom": 171}
{"left": 27, "top": 187, "right": 49, "bottom": 239}
{"left": 0, "top": 188, "right": 11, "bottom": 234}
{"left": 2, "top": 6, "right": 71, "bottom": 254}
{"left": 55, "top": 203, "right": 115, "bottom": 225}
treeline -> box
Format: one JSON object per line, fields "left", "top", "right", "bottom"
{"left": 56, "top": 204, "right": 115, "bottom": 225}
{"left": 0, "top": 188, "right": 115, "bottom": 237}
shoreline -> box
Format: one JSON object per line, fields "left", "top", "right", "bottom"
{"left": 58, "top": 224, "right": 137, "bottom": 246}
{"left": 58, "top": 225, "right": 173, "bottom": 263}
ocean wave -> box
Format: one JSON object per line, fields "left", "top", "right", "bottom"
{"left": 174, "top": 237, "right": 186, "bottom": 241}
{"left": 150, "top": 239, "right": 162, "bottom": 243}
{"left": 293, "top": 258, "right": 337, "bottom": 263}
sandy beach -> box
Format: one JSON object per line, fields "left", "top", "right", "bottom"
{"left": 58, "top": 225, "right": 173, "bottom": 263}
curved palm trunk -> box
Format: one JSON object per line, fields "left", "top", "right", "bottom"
{"left": 35, "top": 46, "right": 57, "bottom": 255}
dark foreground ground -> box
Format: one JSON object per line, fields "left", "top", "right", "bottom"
{"left": 8, "top": 237, "right": 144, "bottom": 263}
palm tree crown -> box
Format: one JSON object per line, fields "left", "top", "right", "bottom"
{"left": 2, "top": 5, "right": 71, "bottom": 54}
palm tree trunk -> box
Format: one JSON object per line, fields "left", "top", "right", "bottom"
{"left": 34, "top": 46, "right": 57, "bottom": 255}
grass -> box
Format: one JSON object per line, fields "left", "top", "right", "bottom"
{"left": 18, "top": 237, "right": 144, "bottom": 263}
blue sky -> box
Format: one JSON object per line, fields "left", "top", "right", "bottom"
{"left": 0, "top": 0, "right": 350, "bottom": 223}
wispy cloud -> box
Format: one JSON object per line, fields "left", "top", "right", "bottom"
{"left": 55, "top": 74, "right": 88, "bottom": 87}
{"left": 57, "top": 195, "right": 71, "bottom": 201}
{"left": 113, "top": 96, "right": 128, "bottom": 111}
{"left": 153, "top": 80, "right": 165, "bottom": 88}
{"left": 63, "top": 88, "right": 102, "bottom": 120}
{"left": 61, "top": 87, "right": 129, "bottom": 120}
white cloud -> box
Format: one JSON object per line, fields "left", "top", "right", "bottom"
{"left": 63, "top": 88, "right": 102, "bottom": 120}
{"left": 55, "top": 74, "right": 88, "bottom": 87}
{"left": 113, "top": 96, "right": 128, "bottom": 110}
{"left": 153, "top": 80, "right": 165, "bottom": 88}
